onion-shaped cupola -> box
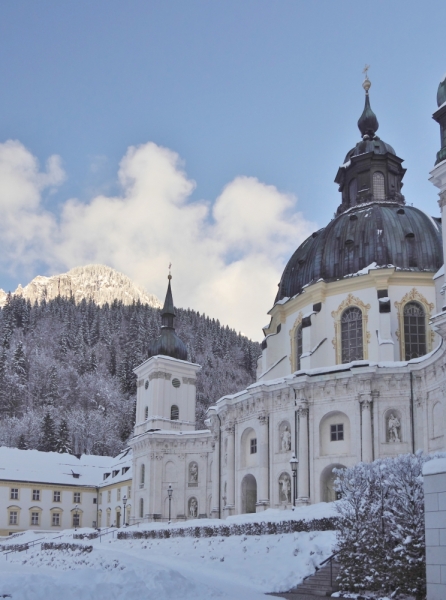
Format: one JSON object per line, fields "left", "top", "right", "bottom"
{"left": 147, "top": 273, "right": 188, "bottom": 361}
{"left": 433, "top": 74, "right": 446, "bottom": 165}
{"left": 275, "top": 73, "right": 443, "bottom": 303}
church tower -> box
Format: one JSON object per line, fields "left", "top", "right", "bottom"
{"left": 133, "top": 274, "right": 200, "bottom": 434}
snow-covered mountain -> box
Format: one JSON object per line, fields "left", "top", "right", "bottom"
{"left": 0, "top": 264, "right": 161, "bottom": 308}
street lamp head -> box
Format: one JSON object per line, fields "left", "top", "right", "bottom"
{"left": 167, "top": 484, "right": 173, "bottom": 499}
{"left": 289, "top": 453, "right": 298, "bottom": 472}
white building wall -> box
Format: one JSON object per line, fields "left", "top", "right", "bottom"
{"left": 424, "top": 459, "right": 446, "bottom": 600}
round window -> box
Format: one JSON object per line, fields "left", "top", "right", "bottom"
{"left": 145, "top": 380, "right": 149, "bottom": 390}
{"left": 172, "top": 378, "right": 181, "bottom": 388}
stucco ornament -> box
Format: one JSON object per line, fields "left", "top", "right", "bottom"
{"left": 281, "top": 426, "right": 291, "bottom": 452}
{"left": 279, "top": 473, "right": 291, "bottom": 503}
{"left": 388, "top": 413, "right": 401, "bottom": 442}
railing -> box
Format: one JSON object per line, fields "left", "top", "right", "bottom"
{"left": 3, "top": 536, "right": 47, "bottom": 560}
{"left": 317, "top": 552, "right": 339, "bottom": 588}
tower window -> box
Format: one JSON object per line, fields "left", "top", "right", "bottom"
{"left": 403, "top": 302, "right": 426, "bottom": 360}
{"left": 171, "top": 405, "right": 179, "bottom": 420}
{"left": 250, "top": 438, "right": 257, "bottom": 454}
{"left": 140, "top": 498, "right": 144, "bottom": 518}
{"left": 349, "top": 178, "right": 357, "bottom": 204}
{"left": 295, "top": 324, "right": 303, "bottom": 371}
{"left": 330, "top": 424, "right": 344, "bottom": 441}
{"left": 341, "top": 307, "right": 363, "bottom": 363}
{"left": 144, "top": 406, "right": 149, "bottom": 420}
{"left": 373, "top": 172, "right": 385, "bottom": 200}
{"left": 140, "top": 463, "right": 145, "bottom": 487}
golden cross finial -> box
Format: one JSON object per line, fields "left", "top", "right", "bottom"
{"left": 363, "top": 64, "right": 370, "bottom": 79}
{"left": 168, "top": 262, "right": 172, "bottom": 280}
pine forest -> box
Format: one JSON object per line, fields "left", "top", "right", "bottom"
{"left": 0, "top": 294, "right": 261, "bottom": 457}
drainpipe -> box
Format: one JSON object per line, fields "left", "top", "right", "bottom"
{"left": 96, "top": 487, "right": 99, "bottom": 528}
{"left": 410, "top": 371, "right": 415, "bottom": 453}
{"left": 216, "top": 413, "right": 222, "bottom": 519}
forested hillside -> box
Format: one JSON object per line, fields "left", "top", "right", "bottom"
{"left": 0, "top": 294, "right": 260, "bottom": 456}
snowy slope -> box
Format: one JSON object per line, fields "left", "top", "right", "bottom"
{"left": 0, "top": 505, "right": 337, "bottom": 599}
{"left": 0, "top": 264, "right": 161, "bottom": 308}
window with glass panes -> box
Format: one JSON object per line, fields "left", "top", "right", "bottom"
{"left": 9, "top": 511, "right": 18, "bottom": 525}
{"left": 373, "top": 172, "right": 385, "bottom": 200}
{"left": 403, "top": 302, "right": 426, "bottom": 360}
{"left": 10, "top": 488, "right": 18, "bottom": 500}
{"left": 250, "top": 438, "right": 257, "bottom": 454}
{"left": 295, "top": 324, "right": 303, "bottom": 371}
{"left": 32, "top": 489, "right": 40, "bottom": 501}
{"left": 52, "top": 512, "right": 60, "bottom": 526}
{"left": 31, "top": 512, "right": 39, "bottom": 525}
{"left": 73, "top": 492, "right": 81, "bottom": 503}
{"left": 341, "top": 307, "right": 363, "bottom": 363}
{"left": 53, "top": 491, "right": 61, "bottom": 502}
{"left": 330, "top": 424, "right": 344, "bottom": 441}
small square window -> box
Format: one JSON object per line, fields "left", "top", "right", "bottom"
{"left": 73, "top": 492, "right": 81, "bottom": 503}
{"left": 52, "top": 513, "right": 60, "bottom": 526}
{"left": 31, "top": 512, "right": 39, "bottom": 526}
{"left": 9, "top": 511, "right": 18, "bottom": 525}
{"left": 32, "top": 489, "right": 40, "bottom": 501}
{"left": 53, "top": 491, "right": 61, "bottom": 502}
{"left": 10, "top": 488, "right": 18, "bottom": 500}
{"left": 93, "top": 497, "right": 97, "bottom": 504}
{"left": 250, "top": 438, "right": 257, "bottom": 454}
{"left": 330, "top": 424, "right": 344, "bottom": 441}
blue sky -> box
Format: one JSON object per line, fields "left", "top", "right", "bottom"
{"left": 0, "top": 1, "right": 445, "bottom": 338}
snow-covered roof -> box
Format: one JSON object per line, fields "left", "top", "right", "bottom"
{"left": 423, "top": 457, "right": 446, "bottom": 476}
{"left": 0, "top": 446, "right": 132, "bottom": 487}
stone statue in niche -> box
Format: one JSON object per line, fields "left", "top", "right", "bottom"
{"left": 388, "top": 413, "right": 401, "bottom": 442}
{"left": 281, "top": 426, "right": 291, "bottom": 452}
{"left": 189, "top": 462, "right": 198, "bottom": 483}
{"left": 189, "top": 497, "right": 198, "bottom": 518}
{"left": 279, "top": 473, "right": 291, "bottom": 503}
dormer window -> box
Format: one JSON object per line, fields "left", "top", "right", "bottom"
{"left": 103, "top": 472, "right": 111, "bottom": 480}
{"left": 112, "top": 470, "right": 119, "bottom": 477}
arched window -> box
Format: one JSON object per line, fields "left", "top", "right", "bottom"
{"left": 144, "top": 406, "right": 148, "bottom": 420}
{"left": 373, "top": 172, "right": 385, "bottom": 200}
{"left": 139, "top": 497, "right": 144, "bottom": 518}
{"left": 295, "top": 324, "right": 303, "bottom": 370}
{"left": 341, "top": 307, "right": 363, "bottom": 363}
{"left": 140, "top": 463, "right": 145, "bottom": 486}
{"left": 349, "top": 178, "right": 357, "bottom": 204}
{"left": 171, "top": 405, "right": 179, "bottom": 420}
{"left": 403, "top": 301, "right": 426, "bottom": 359}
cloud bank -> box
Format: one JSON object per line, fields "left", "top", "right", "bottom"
{"left": 0, "top": 140, "right": 316, "bottom": 340}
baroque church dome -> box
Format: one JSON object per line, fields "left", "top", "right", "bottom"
{"left": 276, "top": 78, "right": 443, "bottom": 303}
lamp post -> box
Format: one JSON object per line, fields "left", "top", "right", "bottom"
{"left": 122, "top": 495, "right": 127, "bottom": 526}
{"left": 74, "top": 504, "right": 79, "bottom": 531}
{"left": 289, "top": 454, "right": 298, "bottom": 507}
{"left": 167, "top": 484, "right": 173, "bottom": 524}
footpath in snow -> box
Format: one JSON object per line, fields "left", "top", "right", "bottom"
{"left": 0, "top": 503, "right": 337, "bottom": 600}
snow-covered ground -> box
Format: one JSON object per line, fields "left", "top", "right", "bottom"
{"left": 0, "top": 504, "right": 337, "bottom": 599}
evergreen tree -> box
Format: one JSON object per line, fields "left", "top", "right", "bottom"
{"left": 39, "top": 412, "right": 57, "bottom": 452}
{"left": 13, "top": 341, "right": 27, "bottom": 384}
{"left": 56, "top": 419, "right": 71, "bottom": 454}
{"left": 17, "top": 433, "right": 28, "bottom": 449}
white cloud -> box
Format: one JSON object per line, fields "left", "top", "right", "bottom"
{"left": 0, "top": 140, "right": 316, "bottom": 340}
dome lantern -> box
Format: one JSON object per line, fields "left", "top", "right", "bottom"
{"left": 433, "top": 74, "right": 446, "bottom": 165}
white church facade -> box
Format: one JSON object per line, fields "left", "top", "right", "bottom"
{"left": 2, "top": 73, "right": 446, "bottom": 534}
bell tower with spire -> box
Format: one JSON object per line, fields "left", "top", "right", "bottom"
{"left": 133, "top": 272, "right": 201, "bottom": 434}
